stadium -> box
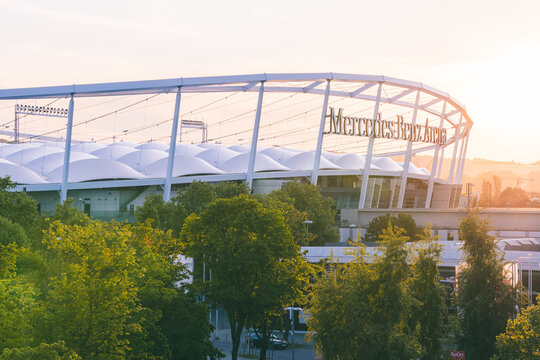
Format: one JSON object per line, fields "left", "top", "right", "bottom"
{"left": 0, "top": 73, "right": 472, "bottom": 221}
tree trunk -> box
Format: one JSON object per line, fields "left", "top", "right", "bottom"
{"left": 258, "top": 321, "right": 270, "bottom": 360}
{"left": 229, "top": 313, "right": 245, "bottom": 360}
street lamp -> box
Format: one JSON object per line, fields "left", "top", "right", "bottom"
{"left": 285, "top": 306, "right": 302, "bottom": 360}
{"left": 303, "top": 220, "right": 312, "bottom": 244}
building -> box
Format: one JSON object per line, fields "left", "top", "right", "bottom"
{"left": 0, "top": 73, "right": 472, "bottom": 219}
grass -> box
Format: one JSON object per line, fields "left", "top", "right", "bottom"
{"left": 239, "top": 354, "right": 258, "bottom": 359}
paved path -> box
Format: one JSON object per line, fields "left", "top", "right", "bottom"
{"left": 213, "top": 339, "right": 318, "bottom": 360}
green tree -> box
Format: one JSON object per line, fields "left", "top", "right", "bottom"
{"left": 408, "top": 228, "right": 447, "bottom": 360}
{"left": 308, "top": 225, "right": 420, "bottom": 359}
{"left": 493, "top": 295, "right": 540, "bottom": 360}
{"left": 0, "top": 341, "right": 80, "bottom": 360}
{"left": 177, "top": 180, "right": 217, "bottom": 215}
{"left": 270, "top": 181, "right": 338, "bottom": 245}
{"left": 40, "top": 220, "right": 142, "bottom": 359}
{"left": 0, "top": 277, "right": 36, "bottom": 352}
{"left": 0, "top": 176, "right": 42, "bottom": 246}
{"left": 364, "top": 213, "right": 423, "bottom": 242}
{"left": 0, "top": 216, "right": 29, "bottom": 248}
{"left": 457, "top": 212, "right": 517, "bottom": 360}
{"left": 180, "top": 195, "right": 307, "bottom": 360}
{"left": 215, "top": 181, "right": 250, "bottom": 199}
{"left": 126, "top": 221, "right": 222, "bottom": 360}
{"left": 46, "top": 199, "right": 91, "bottom": 227}
{"left": 135, "top": 193, "right": 187, "bottom": 237}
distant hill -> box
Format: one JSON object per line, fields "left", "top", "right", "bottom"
{"left": 411, "top": 156, "right": 540, "bottom": 193}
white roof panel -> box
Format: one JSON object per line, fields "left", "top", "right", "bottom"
{"left": 46, "top": 158, "right": 145, "bottom": 183}
{"left": 142, "top": 155, "right": 223, "bottom": 177}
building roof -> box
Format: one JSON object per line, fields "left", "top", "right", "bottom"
{"left": 0, "top": 141, "right": 434, "bottom": 185}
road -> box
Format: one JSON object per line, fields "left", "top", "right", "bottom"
{"left": 213, "top": 340, "right": 318, "bottom": 360}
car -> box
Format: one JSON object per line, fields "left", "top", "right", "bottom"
{"left": 248, "top": 333, "right": 288, "bottom": 350}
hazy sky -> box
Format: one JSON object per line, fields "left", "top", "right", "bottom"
{"left": 1, "top": 0, "right": 539, "bottom": 162}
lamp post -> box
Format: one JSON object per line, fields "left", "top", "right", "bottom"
{"left": 285, "top": 307, "right": 302, "bottom": 360}
{"left": 303, "top": 220, "right": 312, "bottom": 244}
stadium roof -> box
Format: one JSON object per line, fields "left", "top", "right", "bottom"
{"left": 0, "top": 141, "right": 432, "bottom": 186}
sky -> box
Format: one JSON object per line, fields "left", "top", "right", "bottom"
{"left": 1, "top": 0, "right": 539, "bottom": 162}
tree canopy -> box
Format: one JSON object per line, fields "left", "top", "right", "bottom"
{"left": 457, "top": 212, "right": 517, "bottom": 360}
{"left": 364, "top": 213, "right": 424, "bottom": 242}
{"left": 493, "top": 295, "right": 540, "bottom": 360}
{"left": 269, "top": 181, "right": 339, "bottom": 245}
{"left": 308, "top": 225, "right": 448, "bottom": 360}
{"left": 180, "top": 195, "right": 311, "bottom": 360}
{"left": 0, "top": 178, "right": 222, "bottom": 360}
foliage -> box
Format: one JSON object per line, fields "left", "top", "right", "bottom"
{"left": 215, "top": 181, "right": 250, "bottom": 199}
{"left": 497, "top": 186, "right": 530, "bottom": 207}
{"left": 177, "top": 180, "right": 217, "bottom": 215}
{"left": 40, "top": 220, "right": 142, "bottom": 359}
{"left": 269, "top": 181, "right": 338, "bottom": 245}
{"left": 46, "top": 199, "right": 91, "bottom": 227}
{"left": 0, "top": 277, "right": 36, "bottom": 351}
{"left": 0, "top": 176, "right": 41, "bottom": 244}
{"left": 180, "top": 195, "right": 310, "bottom": 360}
{"left": 0, "top": 341, "right": 80, "bottom": 360}
{"left": 135, "top": 181, "right": 248, "bottom": 238}
{"left": 409, "top": 228, "right": 447, "bottom": 360}
{"left": 493, "top": 295, "right": 540, "bottom": 360}
{"left": 308, "top": 225, "right": 423, "bottom": 359}
{"left": 479, "top": 175, "right": 530, "bottom": 207}
{"left": 457, "top": 212, "right": 517, "bottom": 360}
{"left": 0, "top": 216, "right": 29, "bottom": 248}
{"left": 135, "top": 193, "right": 187, "bottom": 237}
{"left": 364, "top": 213, "right": 424, "bottom": 242}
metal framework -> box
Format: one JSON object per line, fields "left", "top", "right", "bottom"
{"left": 0, "top": 73, "right": 472, "bottom": 207}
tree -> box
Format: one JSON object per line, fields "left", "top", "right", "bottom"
{"left": 135, "top": 194, "right": 187, "bottom": 237}
{"left": 493, "top": 175, "right": 502, "bottom": 199}
{"left": 36, "top": 219, "right": 222, "bottom": 360}
{"left": 496, "top": 186, "right": 529, "bottom": 207}
{"left": 215, "top": 181, "right": 250, "bottom": 199}
{"left": 0, "top": 341, "right": 80, "bottom": 360}
{"left": 180, "top": 195, "right": 309, "bottom": 360}
{"left": 0, "top": 277, "right": 36, "bottom": 352}
{"left": 177, "top": 181, "right": 216, "bottom": 215}
{"left": 269, "top": 181, "right": 338, "bottom": 245}
{"left": 40, "top": 220, "right": 142, "bottom": 359}
{"left": 480, "top": 179, "right": 493, "bottom": 206}
{"left": 408, "top": 228, "right": 447, "bottom": 360}
{"left": 457, "top": 212, "right": 517, "bottom": 360}
{"left": 0, "top": 176, "right": 42, "bottom": 246}
{"left": 493, "top": 295, "right": 540, "bottom": 360}
{"left": 364, "top": 213, "right": 423, "bottom": 242}
{"left": 126, "top": 221, "right": 222, "bottom": 360}
{"left": 308, "top": 225, "right": 420, "bottom": 359}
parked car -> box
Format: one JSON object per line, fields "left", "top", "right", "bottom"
{"left": 248, "top": 333, "right": 288, "bottom": 350}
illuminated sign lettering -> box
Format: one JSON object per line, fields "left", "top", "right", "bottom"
{"left": 326, "top": 107, "right": 447, "bottom": 145}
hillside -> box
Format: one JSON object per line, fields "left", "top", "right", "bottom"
{"left": 412, "top": 156, "right": 540, "bottom": 193}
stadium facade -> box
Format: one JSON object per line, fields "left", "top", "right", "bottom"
{"left": 0, "top": 73, "right": 472, "bottom": 221}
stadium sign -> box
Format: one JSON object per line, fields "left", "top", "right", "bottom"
{"left": 326, "top": 107, "right": 447, "bottom": 145}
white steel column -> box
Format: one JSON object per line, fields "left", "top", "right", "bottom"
{"left": 246, "top": 82, "right": 265, "bottom": 189}
{"left": 311, "top": 79, "right": 332, "bottom": 184}
{"left": 60, "top": 95, "right": 75, "bottom": 203}
{"left": 163, "top": 87, "right": 182, "bottom": 202}
{"left": 447, "top": 114, "right": 463, "bottom": 184}
{"left": 456, "top": 128, "right": 470, "bottom": 184}
{"left": 397, "top": 90, "right": 421, "bottom": 208}
{"left": 358, "top": 82, "right": 383, "bottom": 209}
{"left": 425, "top": 101, "right": 447, "bottom": 208}
{"left": 455, "top": 126, "right": 467, "bottom": 182}
{"left": 436, "top": 147, "right": 445, "bottom": 178}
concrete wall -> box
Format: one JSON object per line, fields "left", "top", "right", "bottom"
{"left": 342, "top": 207, "right": 540, "bottom": 240}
